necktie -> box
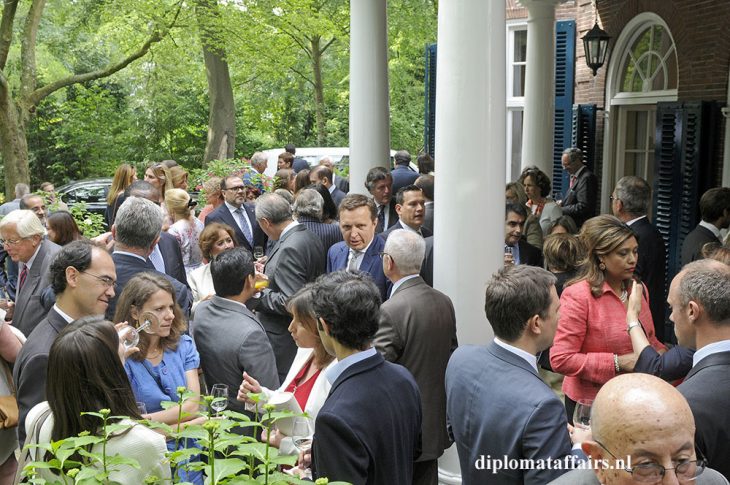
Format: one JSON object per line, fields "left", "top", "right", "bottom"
{"left": 347, "top": 249, "right": 362, "bottom": 272}
{"left": 569, "top": 175, "right": 577, "bottom": 189}
{"left": 236, "top": 208, "right": 254, "bottom": 247}
{"left": 376, "top": 206, "right": 385, "bottom": 233}
{"left": 18, "top": 265, "right": 28, "bottom": 292}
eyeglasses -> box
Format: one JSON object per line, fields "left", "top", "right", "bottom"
{"left": 80, "top": 270, "right": 117, "bottom": 289}
{"left": 594, "top": 439, "right": 706, "bottom": 483}
{"left": 224, "top": 186, "right": 246, "bottom": 192}
{"left": 378, "top": 251, "right": 390, "bottom": 260}
{"left": 0, "top": 237, "right": 31, "bottom": 246}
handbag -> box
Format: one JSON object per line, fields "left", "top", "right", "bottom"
{"left": 0, "top": 359, "right": 18, "bottom": 428}
{"left": 13, "top": 404, "right": 52, "bottom": 485}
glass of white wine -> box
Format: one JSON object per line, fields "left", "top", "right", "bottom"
{"left": 211, "top": 384, "right": 229, "bottom": 416}
{"left": 573, "top": 399, "right": 593, "bottom": 430}
{"left": 291, "top": 417, "right": 313, "bottom": 453}
{"left": 119, "top": 312, "right": 160, "bottom": 351}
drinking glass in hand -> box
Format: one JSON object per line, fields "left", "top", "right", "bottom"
{"left": 253, "top": 246, "right": 265, "bottom": 260}
{"left": 291, "top": 417, "right": 313, "bottom": 453}
{"left": 0, "top": 286, "right": 9, "bottom": 311}
{"left": 211, "top": 384, "right": 229, "bottom": 416}
{"left": 573, "top": 399, "right": 593, "bottom": 430}
{"left": 119, "top": 312, "right": 160, "bottom": 351}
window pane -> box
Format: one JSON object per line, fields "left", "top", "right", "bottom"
{"left": 514, "top": 30, "right": 527, "bottom": 62}
{"left": 511, "top": 110, "right": 523, "bottom": 180}
{"left": 513, "top": 65, "right": 526, "bottom": 97}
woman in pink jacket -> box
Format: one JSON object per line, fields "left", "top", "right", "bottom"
{"left": 551, "top": 215, "right": 665, "bottom": 422}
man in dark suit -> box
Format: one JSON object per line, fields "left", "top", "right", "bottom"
{"left": 205, "top": 175, "right": 267, "bottom": 254}
{"left": 286, "top": 143, "right": 308, "bottom": 173}
{"left": 255, "top": 193, "right": 325, "bottom": 381}
{"left": 559, "top": 147, "right": 598, "bottom": 228}
{"left": 126, "top": 180, "right": 190, "bottom": 287}
{"left": 193, "top": 247, "right": 278, "bottom": 423}
{"left": 420, "top": 236, "right": 433, "bottom": 287}
{"left": 310, "top": 271, "right": 422, "bottom": 485}
{"left": 504, "top": 203, "right": 543, "bottom": 267}
{"left": 551, "top": 373, "right": 728, "bottom": 485}
{"left": 612, "top": 176, "right": 668, "bottom": 341}
{"left": 309, "top": 165, "right": 346, "bottom": 208}
{"left": 292, "top": 189, "right": 343, "bottom": 255}
{"left": 327, "top": 194, "right": 391, "bottom": 301}
{"left": 365, "top": 167, "right": 398, "bottom": 233}
{"left": 375, "top": 230, "right": 456, "bottom": 485}
{"left": 0, "top": 210, "right": 60, "bottom": 336}
{"left": 106, "top": 197, "right": 192, "bottom": 319}
{"left": 415, "top": 174, "right": 434, "bottom": 234}
{"left": 681, "top": 187, "right": 730, "bottom": 266}
{"left": 13, "top": 240, "right": 116, "bottom": 445}
{"left": 390, "top": 150, "right": 419, "bottom": 194}
{"left": 381, "top": 185, "right": 433, "bottom": 239}
{"left": 673, "top": 260, "right": 730, "bottom": 479}
{"left": 446, "top": 265, "right": 587, "bottom": 484}
{"left": 319, "top": 157, "right": 350, "bottom": 194}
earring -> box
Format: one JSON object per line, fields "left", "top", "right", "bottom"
{"left": 599, "top": 262, "right": 606, "bottom": 271}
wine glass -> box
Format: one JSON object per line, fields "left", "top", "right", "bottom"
{"left": 573, "top": 399, "right": 593, "bottom": 430}
{"left": 210, "top": 384, "right": 229, "bottom": 416}
{"left": 253, "top": 246, "right": 265, "bottom": 260}
{"left": 136, "top": 402, "right": 148, "bottom": 415}
{"left": 0, "top": 286, "right": 9, "bottom": 311}
{"left": 291, "top": 417, "right": 313, "bottom": 453}
{"left": 119, "top": 312, "right": 160, "bottom": 351}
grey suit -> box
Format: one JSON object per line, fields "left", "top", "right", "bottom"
{"left": 256, "top": 224, "right": 325, "bottom": 381}
{"left": 446, "top": 342, "right": 583, "bottom": 485}
{"left": 549, "top": 467, "right": 728, "bottom": 484}
{"left": 14, "top": 239, "right": 60, "bottom": 336}
{"left": 192, "top": 296, "right": 279, "bottom": 423}
{"left": 13, "top": 308, "right": 69, "bottom": 445}
{"left": 374, "top": 276, "right": 457, "bottom": 482}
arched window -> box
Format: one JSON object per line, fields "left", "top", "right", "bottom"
{"left": 617, "top": 21, "right": 677, "bottom": 95}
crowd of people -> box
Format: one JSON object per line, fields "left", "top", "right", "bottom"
{"left": 0, "top": 146, "right": 728, "bottom": 485}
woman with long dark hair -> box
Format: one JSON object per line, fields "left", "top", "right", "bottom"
{"left": 22, "top": 316, "right": 169, "bottom": 484}
{"left": 46, "top": 211, "right": 83, "bottom": 246}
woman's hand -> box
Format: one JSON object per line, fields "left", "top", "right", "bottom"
{"left": 627, "top": 280, "right": 642, "bottom": 322}
{"left": 261, "top": 427, "right": 284, "bottom": 448}
{"left": 237, "top": 372, "right": 262, "bottom": 403}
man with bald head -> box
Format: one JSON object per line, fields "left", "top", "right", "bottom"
{"left": 550, "top": 373, "right": 727, "bottom": 484}
{"left": 673, "top": 259, "right": 730, "bottom": 479}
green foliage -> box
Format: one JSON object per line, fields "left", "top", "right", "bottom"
{"left": 68, "top": 203, "right": 107, "bottom": 239}
{"left": 21, "top": 391, "right": 351, "bottom": 485}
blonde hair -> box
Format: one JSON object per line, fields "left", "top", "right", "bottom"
{"left": 147, "top": 163, "right": 174, "bottom": 198}
{"left": 165, "top": 188, "right": 193, "bottom": 220}
{"left": 169, "top": 165, "right": 189, "bottom": 189}
{"left": 107, "top": 164, "right": 136, "bottom": 205}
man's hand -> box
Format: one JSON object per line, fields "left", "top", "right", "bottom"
{"left": 617, "top": 353, "right": 637, "bottom": 372}
{"left": 568, "top": 423, "right": 592, "bottom": 444}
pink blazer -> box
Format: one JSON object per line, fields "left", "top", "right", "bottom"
{"left": 550, "top": 279, "right": 665, "bottom": 402}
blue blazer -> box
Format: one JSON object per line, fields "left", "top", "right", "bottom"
{"left": 204, "top": 203, "right": 267, "bottom": 253}
{"left": 446, "top": 343, "right": 585, "bottom": 485}
{"left": 391, "top": 164, "right": 419, "bottom": 194}
{"left": 312, "top": 352, "right": 422, "bottom": 485}
{"left": 157, "top": 231, "right": 189, "bottom": 287}
{"left": 326, "top": 237, "right": 391, "bottom": 301}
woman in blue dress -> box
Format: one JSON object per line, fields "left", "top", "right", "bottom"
{"left": 114, "top": 272, "right": 204, "bottom": 484}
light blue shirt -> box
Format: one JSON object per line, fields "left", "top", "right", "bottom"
{"left": 692, "top": 339, "right": 730, "bottom": 368}
{"left": 494, "top": 337, "right": 538, "bottom": 373}
{"left": 148, "top": 244, "right": 166, "bottom": 273}
{"left": 389, "top": 274, "right": 419, "bottom": 298}
{"left": 326, "top": 347, "right": 377, "bottom": 385}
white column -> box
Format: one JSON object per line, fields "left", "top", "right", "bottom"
{"left": 348, "top": 0, "right": 390, "bottom": 195}
{"left": 520, "top": 0, "right": 559, "bottom": 174}
{"left": 435, "top": 2, "right": 506, "bottom": 482}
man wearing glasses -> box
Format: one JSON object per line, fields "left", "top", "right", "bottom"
{"left": 550, "top": 373, "right": 725, "bottom": 484}
{"left": 204, "top": 175, "right": 267, "bottom": 254}
{"left": 13, "top": 240, "right": 116, "bottom": 446}
{"left": 0, "top": 209, "right": 60, "bottom": 336}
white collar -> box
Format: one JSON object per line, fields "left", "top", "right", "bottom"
{"left": 390, "top": 274, "right": 419, "bottom": 296}
{"left": 279, "top": 220, "right": 299, "bottom": 239}
{"left": 112, "top": 250, "right": 147, "bottom": 262}
{"left": 23, "top": 241, "right": 43, "bottom": 269}
{"left": 699, "top": 221, "right": 721, "bottom": 239}
{"left": 692, "top": 339, "right": 730, "bottom": 367}
{"left": 494, "top": 337, "right": 538, "bottom": 372}
{"left": 52, "top": 304, "right": 76, "bottom": 324}
{"left": 626, "top": 215, "right": 647, "bottom": 226}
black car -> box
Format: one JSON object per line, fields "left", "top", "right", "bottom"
{"left": 56, "top": 178, "right": 112, "bottom": 216}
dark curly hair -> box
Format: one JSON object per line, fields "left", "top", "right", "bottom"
{"left": 518, "top": 166, "right": 552, "bottom": 198}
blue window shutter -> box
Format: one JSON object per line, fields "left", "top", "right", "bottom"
{"left": 553, "top": 20, "right": 575, "bottom": 196}
{"left": 424, "top": 43, "right": 437, "bottom": 156}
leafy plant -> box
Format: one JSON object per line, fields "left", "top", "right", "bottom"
{"left": 68, "top": 203, "right": 107, "bottom": 239}
{"left": 21, "top": 389, "right": 351, "bottom": 485}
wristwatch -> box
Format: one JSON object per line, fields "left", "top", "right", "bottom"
{"left": 627, "top": 321, "right": 642, "bottom": 333}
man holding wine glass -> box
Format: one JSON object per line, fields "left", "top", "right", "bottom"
{"left": 13, "top": 240, "right": 117, "bottom": 445}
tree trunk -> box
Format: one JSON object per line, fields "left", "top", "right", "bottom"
{"left": 0, "top": 88, "right": 29, "bottom": 198}
{"left": 196, "top": 0, "right": 236, "bottom": 164}
{"left": 311, "top": 36, "right": 326, "bottom": 146}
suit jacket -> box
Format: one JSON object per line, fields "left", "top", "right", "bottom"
{"left": 14, "top": 239, "right": 60, "bottom": 336}
{"left": 678, "top": 351, "right": 730, "bottom": 480}
{"left": 548, "top": 467, "right": 729, "bottom": 485}
{"left": 518, "top": 238, "right": 543, "bottom": 267}
{"left": 681, "top": 224, "right": 720, "bottom": 266}
{"left": 374, "top": 276, "right": 457, "bottom": 461}
{"left": 327, "top": 238, "right": 392, "bottom": 302}
{"left": 375, "top": 199, "right": 399, "bottom": 234}
{"left": 256, "top": 224, "right": 325, "bottom": 380}
{"left": 204, "top": 202, "right": 267, "bottom": 253}
{"left": 422, "top": 201, "right": 434, "bottom": 234}
{"left": 391, "top": 164, "right": 419, "bottom": 194}
{"left": 333, "top": 174, "right": 349, "bottom": 194}
{"left": 630, "top": 217, "right": 667, "bottom": 341}
{"left": 561, "top": 167, "right": 598, "bottom": 227}
{"left": 192, "top": 296, "right": 279, "bottom": 417}
{"left": 446, "top": 343, "right": 584, "bottom": 485}
{"left": 157, "top": 231, "right": 189, "bottom": 287}
{"left": 106, "top": 252, "right": 192, "bottom": 320}
{"left": 420, "top": 236, "right": 433, "bottom": 287}
{"left": 292, "top": 157, "right": 309, "bottom": 173}
{"left": 13, "top": 308, "right": 69, "bottom": 445}
{"left": 381, "top": 220, "right": 432, "bottom": 239}
{"left": 330, "top": 186, "right": 346, "bottom": 208}
{"left": 297, "top": 216, "right": 343, "bottom": 256}
{"left": 312, "top": 352, "right": 422, "bottom": 485}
